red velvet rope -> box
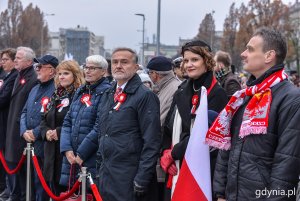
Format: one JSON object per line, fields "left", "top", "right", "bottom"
{"left": 0, "top": 150, "right": 26, "bottom": 174}
{"left": 90, "top": 183, "right": 103, "bottom": 201}
{"left": 32, "top": 155, "right": 81, "bottom": 201}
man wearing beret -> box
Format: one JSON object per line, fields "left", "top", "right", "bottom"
{"left": 146, "top": 56, "right": 180, "bottom": 200}
{"left": 20, "top": 54, "right": 58, "bottom": 201}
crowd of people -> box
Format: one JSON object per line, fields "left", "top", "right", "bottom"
{"left": 0, "top": 27, "right": 299, "bottom": 201}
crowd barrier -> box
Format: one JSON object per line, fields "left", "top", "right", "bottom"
{"left": 0, "top": 143, "right": 103, "bottom": 201}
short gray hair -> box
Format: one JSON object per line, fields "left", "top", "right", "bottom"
{"left": 16, "top": 47, "right": 35, "bottom": 61}
{"left": 86, "top": 55, "right": 108, "bottom": 69}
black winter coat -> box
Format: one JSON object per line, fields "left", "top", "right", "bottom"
{"left": 213, "top": 66, "right": 300, "bottom": 201}
{"left": 0, "top": 69, "right": 18, "bottom": 150}
{"left": 5, "top": 66, "right": 37, "bottom": 163}
{"left": 163, "top": 71, "right": 227, "bottom": 162}
{"left": 40, "top": 88, "right": 75, "bottom": 183}
{"left": 162, "top": 71, "right": 227, "bottom": 200}
{"left": 97, "top": 74, "right": 161, "bottom": 201}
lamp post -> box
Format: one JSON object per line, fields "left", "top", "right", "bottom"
{"left": 135, "top": 13, "right": 145, "bottom": 66}
{"left": 156, "top": 0, "right": 161, "bottom": 56}
{"left": 41, "top": 13, "right": 54, "bottom": 56}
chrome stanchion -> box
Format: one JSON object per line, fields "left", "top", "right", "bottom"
{"left": 26, "top": 143, "right": 32, "bottom": 201}
{"left": 80, "top": 167, "right": 88, "bottom": 201}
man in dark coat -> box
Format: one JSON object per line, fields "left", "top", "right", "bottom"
{"left": 20, "top": 55, "right": 58, "bottom": 201}
{"left": 214, "top": 50, "right": 241, "bottom": 98}
{"left": 5, "top": 47, "right": 38, "bottom": 201}
{"left": 209, "top": 28, "right": 300, "bottom": 201}
{"left": 0, "top": 48, "right": 17, "bottom": 199}
{"left": 96, "top": 47, "right": 161, "bottom": 201}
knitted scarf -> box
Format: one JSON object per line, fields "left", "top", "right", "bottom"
{"left": 205, "top": 69, "right": 288, "bottom": 150}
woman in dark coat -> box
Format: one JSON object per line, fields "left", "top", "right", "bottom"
{"left": 40, "top": 60, "right": 84, "bottom": 194}
{"left": 0, "top": 48, "right": 17, "bottom": 150}
{"left": 161, "top": 40, "right": 228, "bottom": 200}
{"left": 60, "top": 55, "right": 111, "bottom": 186}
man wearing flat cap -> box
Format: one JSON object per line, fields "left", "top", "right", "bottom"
{"left": 146, "top": 56, "right": 180, "bottom": 200}
{"left": 20, "top": 54, "right": 58, "bottom": 201}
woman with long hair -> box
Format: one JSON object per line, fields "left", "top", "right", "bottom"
{"left": 40, "top": 60, "right": 84, "bottom": 194}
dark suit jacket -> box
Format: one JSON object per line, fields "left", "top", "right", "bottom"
{"left": 5, "top": 66, "right": 37, "bottom": 163}
{"left": 0, "top": 69, "right": 18, "bottom": 149}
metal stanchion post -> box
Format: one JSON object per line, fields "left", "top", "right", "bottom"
{"left": 81, "top": 167, "right": 87, "bottom": 201}
{"left": 26, "top": 143, "right": 32, "bottom": 201}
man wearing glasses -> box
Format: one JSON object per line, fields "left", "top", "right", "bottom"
{"left": 20, "top": 54, "right": 58, "bottom": 201}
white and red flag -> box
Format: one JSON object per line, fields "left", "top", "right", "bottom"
{"left": 172, "top": 86, "right": 212, "bottom": 201}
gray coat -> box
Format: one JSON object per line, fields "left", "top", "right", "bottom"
{"left": 155, "top": 72, "right": 181, "bottom": 126}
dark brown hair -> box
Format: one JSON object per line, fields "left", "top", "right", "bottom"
{"left": 181, "top": 44, "right": 215, "bottom": 71}
{"left": 1, "top": 48, "right": 17, "bottom": 60}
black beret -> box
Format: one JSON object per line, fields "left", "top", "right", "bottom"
{"left": 181, "top": 40, "right": 212, "bottom": 55}
{"left": 146, "top": 56, "right": 172, "bottom": 71}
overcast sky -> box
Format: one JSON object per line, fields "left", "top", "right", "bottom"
{"left": 0, "top": 0, "right": 294, "bottom": 52}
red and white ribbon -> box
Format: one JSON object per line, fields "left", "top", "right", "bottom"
{"left": 57, "top": 98, "right": 69, "bottom": 112}
{"left": 113, "top": 93, "right": 127, "bottom": 111}
{"left": 80, "top": 94, "right": 92, "bottom": 107}
{"left": 40, "top": 97, "right": 50, "bottom": 113}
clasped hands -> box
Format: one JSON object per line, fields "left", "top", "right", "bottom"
{"left": 160, "top": 149, "right": 178, "bottom": 176}
{"left": 45, "top": 129, "right": 58, "bottom": 141}
{"left": 65, "top": 150, "right": 83, "bottom": 166}
{"left": 23, "top": 130, "right": 35, "bottom": 142}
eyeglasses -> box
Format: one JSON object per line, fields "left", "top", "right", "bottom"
{"left": 34, "top": 63, "right": 53, "bottom": 70}
{"left": 1, "top": 58, "right": 10, "bottom": 62}
{"left": 147, "top": 70, "right": 156, "bottom": 75}
{"left": 83, "top": 66, "right": 103, "bottom": 71}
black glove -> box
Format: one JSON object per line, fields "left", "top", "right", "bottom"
{"left": 133, "top": 181, "right": 147, "bottom": 197}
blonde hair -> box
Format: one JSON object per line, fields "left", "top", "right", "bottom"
{"left": 54, "top": 60, "right": 85, "bottom": 89}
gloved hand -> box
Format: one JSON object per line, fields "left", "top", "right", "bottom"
{"left": 133, "top": 181, "right": 147, "bottom": 197}
{"left": 160, "top": 149, "right": 174, "bottom": 173}
{"left": 167, "top": 163, "right": 178, "bottom": 176}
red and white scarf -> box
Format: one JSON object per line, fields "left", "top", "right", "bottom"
{"left": 205, "top": 69, "right": 288, "bottom": 150}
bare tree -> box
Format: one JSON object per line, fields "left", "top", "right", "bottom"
{"left": 222, "top": 3, "right": 239, "bottom": 70}
{"left": 195, "top": 13, "right": 215, "bottom": 49}
{"left": 229, "top": 0, "right": 290, "bottom": 71}
{"left": 0, "top": 0, "right": 49, "bottom": 56}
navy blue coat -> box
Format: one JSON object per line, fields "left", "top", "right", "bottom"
{"left": 60, "top": 78, "right": 110, "bottom": 186}
{"left": 20, "top": 79, "right": 55, "bottom": 157}
{"left": 0, "top": 69, "right": 18, "bottom": 149}
{"left": 97, "top": 74, "right": 161, "bottom": 201}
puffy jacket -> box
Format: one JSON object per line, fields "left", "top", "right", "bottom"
{"left": 214, "top": 66, "right": 300, "bottom": 201}
{"left": 60, "top": 78, "right": 110, "bottom": 186}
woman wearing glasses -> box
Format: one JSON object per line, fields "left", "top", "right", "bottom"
{"left": 59, "top": 55, "right": 111, "bottom": 188}
{"left": 161, "top": 40, "right": 228, "bottom": 201}
{"left": 40, "top": 60, "right": 84, "bottom": 194}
